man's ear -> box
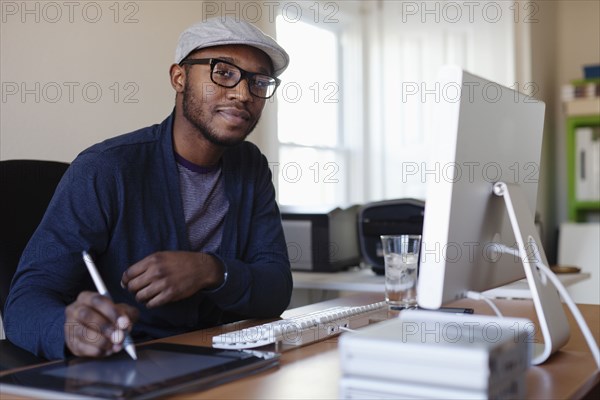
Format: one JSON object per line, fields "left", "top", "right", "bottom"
{"left": 169, "top": 64, "right": 186, "bottom": 93}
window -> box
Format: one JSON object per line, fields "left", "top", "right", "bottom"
{"left": 273, "top": 1, "right": 521, "bottom": 207}
{"left": 365, "top": 1, "right": 518, "bottom": 202}
{"left": 275, "top": 16, "right": 344, "bottom": 207}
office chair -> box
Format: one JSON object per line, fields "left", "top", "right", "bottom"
{"left": 0, "top": 159, "right": 70, "bottom": 370}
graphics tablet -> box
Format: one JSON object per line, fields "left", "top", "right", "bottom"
{"left": 0, "top": 343, "right": 279, "bottom": 399}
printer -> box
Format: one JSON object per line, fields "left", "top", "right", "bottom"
{"left": 280, "top": 205, "right": 361, "bottom": 272}
{"left": 357, "top": 199, "right": 425, "bottom": 275}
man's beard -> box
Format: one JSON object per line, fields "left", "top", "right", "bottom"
{"left": 182, "top": 82, "right": 259, "bottom": 147}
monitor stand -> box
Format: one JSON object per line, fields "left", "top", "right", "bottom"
{"left": 492, "top": 182, "right": 570, "bottom": 365}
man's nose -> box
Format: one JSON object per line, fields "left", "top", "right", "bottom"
{"left": 227, "top": 78, "right": 254, "bottom": 102}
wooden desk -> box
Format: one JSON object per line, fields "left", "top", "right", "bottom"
{"left": 2, "top": 294, "right": 598, "bottom": 399}
{"left": 167, "top": 293, "right": 598, "bottom": 399}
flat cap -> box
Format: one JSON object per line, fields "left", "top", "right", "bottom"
{"left": 175, "top": 17, "right": 289, "bottom": 76}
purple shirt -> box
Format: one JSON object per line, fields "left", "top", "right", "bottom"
{"left": 175, "top": 154, "right": 229, "bottom": 253}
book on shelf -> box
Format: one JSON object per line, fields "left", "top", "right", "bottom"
{"left": 575, "top": 126, "right": 600, "bottom": 202}
{"left": 584, "top": 64, "right": 600, "bottom": 79}
{"left": 561, "top": 78, "right": 600, "bottom": 103}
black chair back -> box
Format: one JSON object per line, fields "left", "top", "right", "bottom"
{"left": 0, "top": 159, "right": 69, "bottom": 313}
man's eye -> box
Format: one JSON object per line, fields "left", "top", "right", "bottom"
{"left": 214, "top": 69, "right": 234, "bottom": 78}
{"left": 253, "top": 78, "right": 272, "bottom": 88}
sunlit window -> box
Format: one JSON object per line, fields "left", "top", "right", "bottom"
{"left": 272, "top": 2, "right": 516, "bottom": 207}
{"left": 275, "top": 16, "right": 343, "bottom": 207}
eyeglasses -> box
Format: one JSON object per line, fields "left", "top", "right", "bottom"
{"left": 179, "top": 58, "right": 281, "bottom": 99}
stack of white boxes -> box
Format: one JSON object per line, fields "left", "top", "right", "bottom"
{"left": 339, "top": 310, "right": 532, "bottom": 399}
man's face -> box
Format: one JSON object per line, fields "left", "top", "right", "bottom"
{"left": 181, "top": 45, "right": 272, "bottom": 147}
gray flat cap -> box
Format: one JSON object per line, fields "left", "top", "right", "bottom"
{"left": 175, "top": 17, "right": 289, "bottom": 76}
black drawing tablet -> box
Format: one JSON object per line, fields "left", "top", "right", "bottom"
{"left": 0, "top": 343, "right": 279, "bottom": 399}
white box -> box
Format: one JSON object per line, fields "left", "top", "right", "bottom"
{"left": 339, "top": 311, "right": 532, "bottom": 391}
{"left": 340, "top": 374, "right": 526, "bottom": 400}
{"left": 558, "top": 222, "right": 600, "bottom": 304}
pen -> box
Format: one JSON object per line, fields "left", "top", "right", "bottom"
{"left": 82, "top": 251, "right": 137, "bottom": 360}
{"left": 390, "top": 306, "right": 474, "bottom": 314}
{"left": 434, "top": 307, "right": 474, "bottom": 314}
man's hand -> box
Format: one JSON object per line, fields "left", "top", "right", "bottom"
{"left": 121, "top": 251, "right": 224, "bottom": 308}
{"left": 64, "top": 291, "right": 139, "bottom": 358}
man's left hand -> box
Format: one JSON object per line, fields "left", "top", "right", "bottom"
{"left": 121, "top": 251, "right": 224, "bottom": 308}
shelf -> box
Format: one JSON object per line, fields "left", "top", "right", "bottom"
{"left": 566, "top": 115, "right": 600, "bottom": 222}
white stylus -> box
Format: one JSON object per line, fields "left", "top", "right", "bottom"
{"left": 82, "top": 251, "right": 137, "bottom": 360}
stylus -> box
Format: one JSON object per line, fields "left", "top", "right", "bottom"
{"left": 82, "top": 251, "right": 138, "bottom": 360}
{"left": 436, "top": 307, "right": 474, "bottom": 314}
{"left": 390, "top": 306, "right": 474, "bottom": 314}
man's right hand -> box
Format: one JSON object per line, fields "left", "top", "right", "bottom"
{"left": 64, "top": 291, "right": 139, "bottom": 358}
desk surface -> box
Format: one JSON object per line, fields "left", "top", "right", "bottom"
{"left": 2, "top": 294, "right": 599, "bottom": 399}
{"left": 173, "top": 294, "right": 599, "bottom": 399}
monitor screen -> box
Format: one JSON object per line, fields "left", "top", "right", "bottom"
{"left": 416, "top": 65, "right": 546, "bottom": 309}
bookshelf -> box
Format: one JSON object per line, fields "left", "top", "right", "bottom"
{"left": 563, "top": 74, "right": 600, "bottom": 222}
{"left": 566, "top": 115, "right": 600, "bottom": 221}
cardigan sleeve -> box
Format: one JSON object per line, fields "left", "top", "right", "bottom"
{"left": 205, "top": 148, "right": 293, "bottom": 318}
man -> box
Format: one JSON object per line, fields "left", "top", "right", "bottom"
{"left": 4, "top": 17, "right": 293, "bottom": 360}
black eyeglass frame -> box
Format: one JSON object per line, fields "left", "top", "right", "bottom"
{"left": 179, "top": 58, "right": 281, "bottom": 99}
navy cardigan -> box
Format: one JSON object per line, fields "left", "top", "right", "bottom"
{"left": 4, "top": 113, "right": 292, "bottom": 359}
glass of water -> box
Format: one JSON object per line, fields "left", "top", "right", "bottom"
{"left": 380, "top": 234, "right": 421, "bottom": 306}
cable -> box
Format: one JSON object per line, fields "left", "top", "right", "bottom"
{"left": 493, "top": 243, "right": 599, "bottom": 368}
{"left": 491, "top": 183, "right": 598, "bottom": 368}
{"left": 466, "top": 291, "right": 504, "bottom": 317}
{"left": 533, "top": 259, "right": 600, "bottom": 370}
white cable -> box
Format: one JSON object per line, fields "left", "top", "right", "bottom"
{"left": 534, "top": 260, "right": 600, "bottom": 369}
{"left": 339, "top": 327, "right": 358, "bottom": 333}
{"left": 466, "top": 291, "right": 504, "bottom": 317}
{"left": 494, "top": 243, "right": 599, "bottom": 368}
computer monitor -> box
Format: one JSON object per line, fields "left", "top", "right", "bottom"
{"left": 416, "top": 66, "right": 570, "bottom": 365}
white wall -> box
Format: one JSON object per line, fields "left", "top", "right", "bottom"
{"left": 558, "top": 223, "right": 600, "bottom": 304}
{"left": 0, "top": 1, "right": 274, "bottom": 162}
{"left": 530, "top": 1, "right": 559, "bottom": 262}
